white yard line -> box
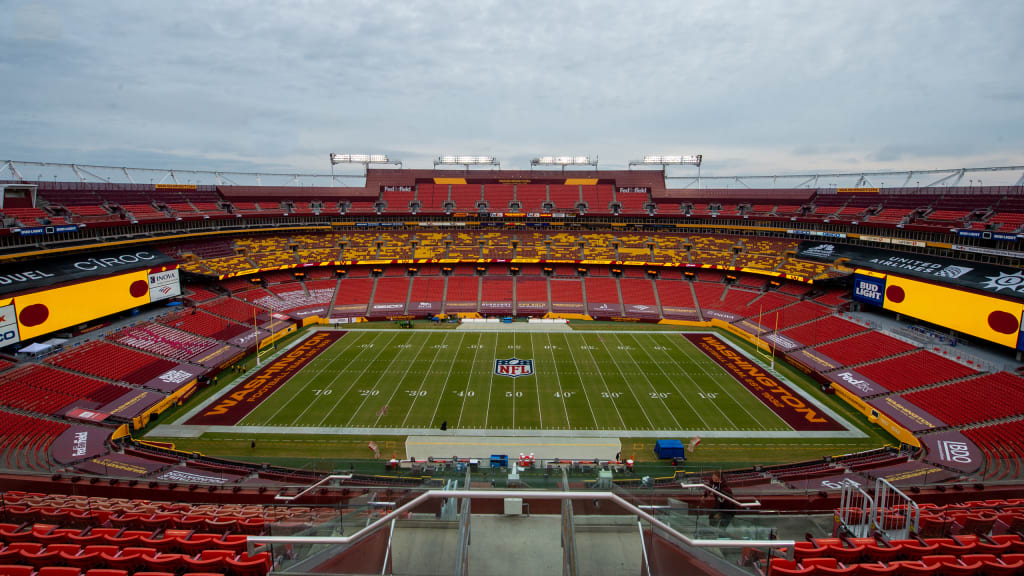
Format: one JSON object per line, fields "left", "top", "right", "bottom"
{"left": 610, "top": 333, "right": 682, "bottom": 430}
{"left": 315, "top": 332, "right": 399, "bottom": 427}
{"left": 544, "top": 334, "right": 573, "bottom": 428}
{"left": 343, "top": 333, "right": 417, "bottom": 427}
{"left": 427, "top": 333, "right": 468, "bottom": 427}
{"left": 456, "top": 333, "right": 485, "bottom": 428}
{"left": 371, "top": 332, "right": 434, "bottom": 427}
{"left": 280, "top": 332, "right": 381, "bottom": 426}
{"left": 666, "top": 334, "right": 777, "bottom": 431}
{"left": 628, "top": 333, "right": 710, "bottom": 429}
{"left": 575, "top": 333, "right": 627, "bottom": 429}
{"left": 284, "top": 332, "right": 387, "bottom": 422}
{"left": 260, "top": 332, "right": 368, "bottom": 425}
{"left": 400, "top": 333, "right": 455, "bottom": 428}
{"left": 595, "top": 334, "right": 655, "bottom": 430}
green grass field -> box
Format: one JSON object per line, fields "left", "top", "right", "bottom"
{"left": 237, "top": 329, "right": 805, "bottom": 432}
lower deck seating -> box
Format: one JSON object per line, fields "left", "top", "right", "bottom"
{"left": 108, "top": 323, "right": 218, "bottom": 361}
{"left": 901, "top": 372, "right": 1024, "bottom": 426}
{"left": 46, "top": 341, "right": 179, "bottom": 385}
{"left": 0, "top": 412, "right": 69, "bottom": 472}
{"left": 814, "top": 332, "right": 918, "bottom": 367}
{"left": 854, "top": 350, "right": 978, "bottom": 393}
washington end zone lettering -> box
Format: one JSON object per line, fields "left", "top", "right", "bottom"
{"left": 186, "top": 331, "right": 345, "bottom": 426}
{"left": 682, "top": 333, "right": 844, "bottom": 431}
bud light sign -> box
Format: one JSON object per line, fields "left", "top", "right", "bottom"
{"left": 853, "top": 274, "right": 886, "bottom": 307}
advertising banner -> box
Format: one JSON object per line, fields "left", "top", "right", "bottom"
{"left": 660, "top": 306, "right": 700, "bottom": 320}
{"left": 587, "top": 302, "right": 622, "bottom": 317}
{"left": 867, "top": 395, "right": 946, "bottom": 433}
{"left": 75, "top": 453, "right": 168, "bottom": 477}
{"left": 852, "top": 273, "right": 886, "bottom": 306}
{"left": 52, "top": 426, "right": 111, "bottom": 464}
{"left": 152, "top": 466, "right": 244, "bottom": 485}
{"left": 12, "top": 267, "right": 173, "bottom": 341}
{"left": 919, "top": 431, "right": 983, "bottom": 475}
{"left": 98, "top": 390, "right": 166, "bottom": 420}
{"left": 881, "top": 274, "right": 1024, "bottom": 350}
{"left": 871, "top": 461, "right": 960, "bottom": 486}
{"left": 0, "top": 248, "right": 174, "bottom": 296}
{"left": 828, "top": 369, "right": 891, "bottom": 397}
{"left": 142, "top": 364, "right": 206, "bottom": 393}
{"left": 796, "top": 241, "right": 1024, "bottom": 299}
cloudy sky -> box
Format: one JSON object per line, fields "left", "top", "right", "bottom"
{"left": 1, "top": 0, "right": 1022, "bottom": 179}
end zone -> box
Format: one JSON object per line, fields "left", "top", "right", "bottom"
{"left": 186, "top": 331, "right": 345, "bottom": 426}
{"left": 683, "top": 333, "right": 846, "bottom": 431}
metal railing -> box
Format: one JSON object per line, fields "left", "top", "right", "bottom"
{"left": 246, "top": 489, "right": 793, "bottom": 556}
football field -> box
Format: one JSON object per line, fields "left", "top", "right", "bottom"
{"left": 182, "top": 329, "right": 852, "bottom": 435}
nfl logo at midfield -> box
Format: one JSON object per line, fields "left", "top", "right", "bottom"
{"left": 494, "top": 358, "right": 534, "bottom": 378}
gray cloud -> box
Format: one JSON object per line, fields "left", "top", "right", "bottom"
{"left": 0, "top": 0, "right": 1021, "bottom": 178}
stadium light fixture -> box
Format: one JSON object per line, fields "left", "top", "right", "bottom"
{"left": 629, "top": 153, "right": 704, "bottom": 189}
{"left": 530, "top": 155, "right": 598, "bottom": 172}
{"left": 329, "top": 153, "right": 401, "bottom": 166}
{"left": 434, "top": 155, "right": 500, "bottom": 169}
{"left": 630, "top": 154, "right": 702, "bottom": 167}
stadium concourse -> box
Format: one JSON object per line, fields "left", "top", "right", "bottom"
{"left": 0, "top": 165, "right": 1023, "bottom": 575}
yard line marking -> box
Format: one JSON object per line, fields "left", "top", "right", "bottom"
{"left": 256, "top": 327, "right": 368, "bottom": 426}
{"left": 529, "top": 333, "right": 545, "bottom": 429}
{"left": 343, "top": 333, "right": 418, "bottom": 427}
{"left": 628, "top": 333, "right": 709, "bottom": 429}
{"left": 278, "top": 330, "right": 382, "bottom": 424}
{"left": 399, "top": 330, "right": 456, "bottom": 428}
{"left": 595, "top": 333, "right": 655, "bottom": 429}
{"left": 455, "top": 333, "right": 484, "bottom": 428}
{"left": 315, "top": 332, "right": 399, "bottom": 427}
{"left": 649, "top": 332, "right": 739, "bottom": 429}
{"left": 409, "top": 332, "right": 462, "bottom": 428}
{"left": 371, "top": 331, "right": 434, "bottom": 427}
{"left": 545, "top": 333, "right": 579, "bottom": 428}
{"left": 484, "top": 332, "right": 501, "bottom": 429}
{"left": 665, "top": 333, "right": 771, "bottom": 431}
{"left": 611, "top": 333, "right": 682, "bottom": 430}
{"left": 574, "top": 333, "right": 626, "bottom": 429}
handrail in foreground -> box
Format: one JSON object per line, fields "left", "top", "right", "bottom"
{"left": 246, "top": 489, "right": 793, "bottom": 555}
{"left": 679, "top": 483, "right": 762, "bottom": 509}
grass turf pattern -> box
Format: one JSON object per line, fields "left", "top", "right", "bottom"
{"left": 234, "top": 330, "right": 803, "bottom": 432}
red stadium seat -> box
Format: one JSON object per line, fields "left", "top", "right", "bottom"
{"left": 0, "top": 543, "right": 43, "bottom": 563}
{"left": 141, "top": 553, "right": 187, "bottom": 574}
{"left": 37, "top": 568, "right": 83, "bottom": 576}
{"left": 932, "top": 538, "right": 976, "bottom": 556}
{"left": 800, "top": 557, "right": 858, "bottom": 575}
{"left": 922, "top": 554, "right": 982, "bottom": 576}
{"left": 183, "top": 550, "right": 235, "bottom": 573}
{"left": 225, "top": 551, "right": 272, "bottom": 576}
{"left": 891, "top": 539, "right": 940, "bottom": 560}
{"left": 766, "top": 558, "right": 814, "bottom": 575}
{"left": 889, "top": 560, "right": 940, "bottom": 576}
{"left": 177, "top": 533, "right": 219, "bottom": 556}
{"left": 0, "top": 566, "right": 33, "bottom": 576}
{"left": 859, "top": 562, "right": 902, "bottom": 575}
{"left": 84, "top": 571, "right": 129, "bottom": 576}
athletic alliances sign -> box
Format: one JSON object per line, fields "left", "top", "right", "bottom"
{"left": 795, "top": 241, "right": 1024, "bottom": 299}
{"left": 494, "top": 358, "right": 534, "bottom": 378}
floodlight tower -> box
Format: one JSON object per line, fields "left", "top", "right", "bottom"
{"left": 530, "top": 155, "right": 599, "bottom": 173}
{"left": 329, "top": 154, "right": 402, "bottom": 183}
{"left": 629, "top": 154, "right": 703, "bottom": 188}
{"left": 434, "top": 155, "right": 500, "bottom": 170}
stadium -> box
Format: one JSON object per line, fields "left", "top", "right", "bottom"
{"left": 0, "top": 156, "right": 1023, "bottom": 575}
